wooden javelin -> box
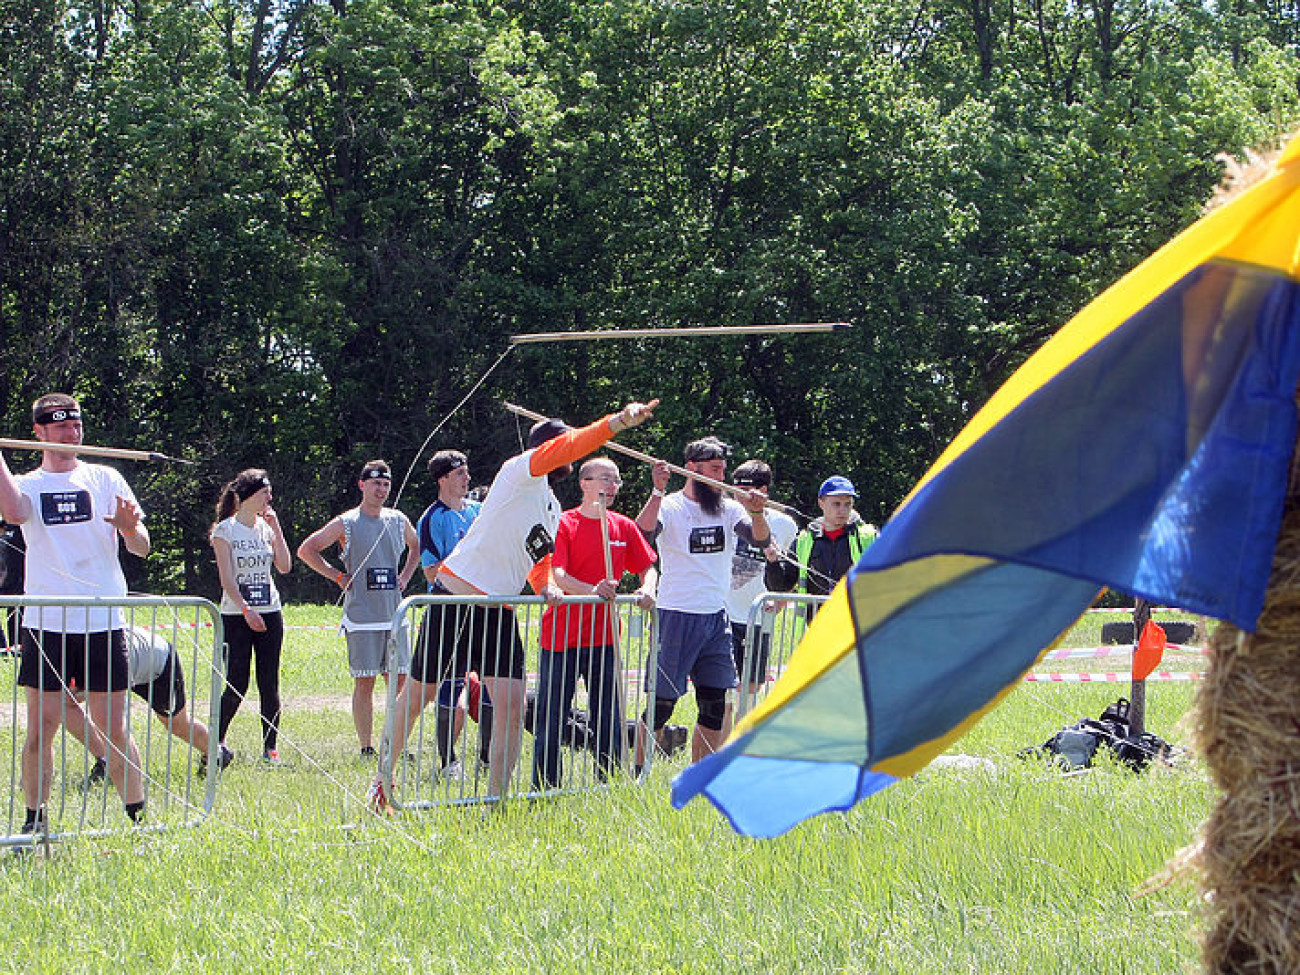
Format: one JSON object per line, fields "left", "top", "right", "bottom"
{"left": 501, "top": 401, "right": 800, "bottom": 517}
{"left": 0, "top": 438, "right": 194, "bottom": 465}
{"left": 509, "top": 322, "right": 848, "bottom": 345}
{"left": 595, "top": 490, "right": 632, "bottom": 775}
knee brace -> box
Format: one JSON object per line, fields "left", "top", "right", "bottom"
{"left": 647, "top": 696, "right": 677, "bottom": 731}
{"left": 696, "top": 686, "right": 728, "bottom": 731}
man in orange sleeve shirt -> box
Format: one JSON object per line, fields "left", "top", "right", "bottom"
{"left": 373, "top": 399, "right": 658, "bottom": 806}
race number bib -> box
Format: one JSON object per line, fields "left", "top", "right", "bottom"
{"left": 239, "top": 582, "right": 272, "bottom": 607}
{"left": 366, "top": 567, "right": 396, "bottom": 590}
{"left": 525, "top": 524, "right": 554, "bottom": 564}
{"left": 40, "top": 490, "right": 92, "bottom": 526}
{"left": 688, "top": 526, "right": 725, "bottom": 554}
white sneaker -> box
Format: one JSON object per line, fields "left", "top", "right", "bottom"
{"left": 437, "top": 760, "right": 466, "bottom": 783}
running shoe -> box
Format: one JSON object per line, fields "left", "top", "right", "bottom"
{"left": 13, "top": 809, "right": 46, "bottom": 856}
{"left": 261, "top": 749, "right": 281, "bottom": 765}
{"left": 436, "top": 760, "right": 466, "bottom": 784}
{"left": 199, "top": 744, "right": 235, "bottom": 779}
{"left": 366, "top": 774, "right": 395, "bottom": 814}
{"left": 360, "top": 746, "right": 377, "bottom": 759}
{"left": 82, "top": 757, "right": 107, "bottom": 791}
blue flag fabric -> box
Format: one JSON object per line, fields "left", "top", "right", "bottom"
{"left": 674, "top": 140, "right": 1300, "bottom": 837}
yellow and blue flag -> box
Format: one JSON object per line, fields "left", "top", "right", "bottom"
{"left": 674, "top": 139, "right": 1300, "bottom": 837}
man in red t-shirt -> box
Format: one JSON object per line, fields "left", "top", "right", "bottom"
{"left": 532, "top": 457, "right": 657, "bottom": 789}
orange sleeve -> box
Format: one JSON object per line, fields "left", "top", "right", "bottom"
{"left": 527, "top": 415, "right": 616, "bottom": 477}
{"left": 527, "top": 553, "right": 554, "bottom": 595}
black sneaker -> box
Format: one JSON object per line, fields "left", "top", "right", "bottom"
{"left": 360, "top": 746, "right": 377, "bottom": 759}
{"left": 82, "top": 757, "right": 107, "bottom": 791}
{"left": 14, "top": 809, "right": 47, "bottom": 855}
{"left": 657, "top": 725, "right": 689, "bottom": 758}
{"left": 199, "top": 744, "right": 235, "bottom": 779}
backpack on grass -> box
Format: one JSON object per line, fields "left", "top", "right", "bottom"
{"left": 1022, "top": 698, "right": 1172, "bottom": 772}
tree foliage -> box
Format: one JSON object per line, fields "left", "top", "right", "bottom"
{"left": 0, "top": 0, "right": 1296, "bottom": 597}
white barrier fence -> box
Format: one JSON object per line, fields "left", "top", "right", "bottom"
{"left": 733, "top": 593, "right": 828, "bottom": 724}
{"left": 730, "top": 596, "right": 1209, "bottom": 723}
{"left": 0, "top": 596, "right": 225, "bottom": 847}
{"left": 377, "top": 593, "right": 662, "bottom": 809}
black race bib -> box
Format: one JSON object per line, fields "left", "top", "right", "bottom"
{"left": 239, "top": 582, "right": 272, "bottom": 607}
{"left": 366, "top": 567, "right": 396, "bottom": 590}
{"left": 40, "top": 490, "right": 93, "bottom": 525}
{"left": 525, "top": 524, "right": 554, "bottom": 564}
{"left": 689, "top": 525, "right": 725, "bottom": 554}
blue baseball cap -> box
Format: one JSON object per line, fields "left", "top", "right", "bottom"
{"left": 818, "top": 475, "right": 858, "bottom": 498}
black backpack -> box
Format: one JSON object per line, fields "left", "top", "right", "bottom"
{"left": 1027, "top": 698, "right": 1172, "bottom": 772}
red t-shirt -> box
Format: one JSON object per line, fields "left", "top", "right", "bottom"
{"left": 540, "top": 508, "right": 657, "bottom": 650}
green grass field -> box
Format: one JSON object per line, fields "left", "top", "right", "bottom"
{"left": 0, "top": 604, "right": 1213, "bottom": 973}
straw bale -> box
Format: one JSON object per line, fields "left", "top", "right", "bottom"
{"left": 1193, "top": 458, "right": 1300, "bottom": 972}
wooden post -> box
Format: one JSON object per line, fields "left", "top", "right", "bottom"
{"left": 1130, "top": 598, "right": 1150, "bottom": 736}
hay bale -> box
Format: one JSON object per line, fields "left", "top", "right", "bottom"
{"left": 1194, "top": 488, "right": 1300, "bottom": 972}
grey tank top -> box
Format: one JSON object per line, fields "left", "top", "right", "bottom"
{"left": 341, "top": 508, "right": 406, "bottom": 625}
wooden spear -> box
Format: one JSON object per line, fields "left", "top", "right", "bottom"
{"left": 595, "top": 489, "right": 632, "bottom": 775}
{"left": 500, "top": 401, "right": 801, "bottom": 518}
{"left": 0, "top": 438, "right": 194, "bottom": 465}
{"left": 509, "top": 322, "right": 849, "bottom": 346}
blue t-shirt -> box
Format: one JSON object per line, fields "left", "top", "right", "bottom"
{"left": 416, "top": 499, "right": 481, "bottom": 590}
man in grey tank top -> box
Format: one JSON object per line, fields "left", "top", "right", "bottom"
{"left": 298, "top": 460, "right": 420, "bottom": 757}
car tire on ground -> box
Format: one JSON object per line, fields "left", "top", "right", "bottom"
{"left": 1099, "top": 620, "right": 1197, "bottom": 645}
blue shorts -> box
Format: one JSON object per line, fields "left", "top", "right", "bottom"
{"left": 653, "top": 608, "right": 736, "bottom": 699}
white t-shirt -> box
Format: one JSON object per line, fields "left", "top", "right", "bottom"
{"left": 726, "top": 508, "right": 798, "bottom": 624}
{"left": 442, "top": 451, "right": 560, "bottom": 596}
{"left": 211, "top": 516, "right": 282, "bottom": 614}
{"left": 655, "top": 492, "right": 759, "bottom": 615}
{"left": 18, "top": 463, "right": 141, "bottom": 633}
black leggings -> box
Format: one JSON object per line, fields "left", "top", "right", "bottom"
{"left": 218, "top": 610, "right": 284, "bottom": 752}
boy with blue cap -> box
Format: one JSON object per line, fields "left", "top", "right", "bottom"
{"left": 765, "top": 474, "right": 878, "bottom": 602}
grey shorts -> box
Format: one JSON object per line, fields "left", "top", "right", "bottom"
{"left": 652, "top": 608, "right": 737, "bottom": 699}
{"left": 132, "top": 650, "right": 186, "bottom": 717}
{"left": 345, "top": 628, "right": 410, "bottom": 679}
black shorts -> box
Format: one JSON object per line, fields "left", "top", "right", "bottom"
{"left": 730, "top": 621, "right": 772, "bottom": 685}
{"left": 132, "top": 650, "right": 186, "bottom": 717}
{"left": 411, "top": 589, "right": 526, "bottom": 683}
{"left": 19, "top": 627, "right": 129, "bottom": 693}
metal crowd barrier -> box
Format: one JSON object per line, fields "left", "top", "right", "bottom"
{"left": 377, "top": 593, "right": 660, "bottom": 809}
{"left": 0, "top": 596, "right": 225, "bottom": 847}
{"left": 734, "top": 592, "right": 828, "bottom": 723}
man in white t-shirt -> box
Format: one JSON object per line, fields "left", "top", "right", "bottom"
{"left": 0, "top": 393, "right": 150, "bottom": 836}
{"left": 635, "top": 437, "right": 769, "bottom": 763}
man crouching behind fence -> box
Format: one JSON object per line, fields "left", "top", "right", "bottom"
{"left": 0, "top": 393, "right": 149, "bottom": 836}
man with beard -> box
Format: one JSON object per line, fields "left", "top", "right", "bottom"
{"left": 370, "top": 398, "right": 659, "bottom": 808}
{"left": 635, "top": 437, "right": 769, "bottom": 763}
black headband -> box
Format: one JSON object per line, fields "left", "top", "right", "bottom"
{"left": 428, "top": 455, "right": 466, "bottom": 481}
{"left": 360, "top": 467, "right": 391, "bottom": 482}
{"left": 235, "top": 476, "right": 271, "bottom": 501}
{"left": 34, "top": 407, "right": 81, "bottom": 426}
